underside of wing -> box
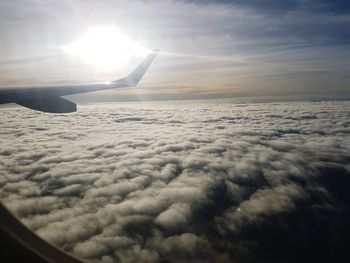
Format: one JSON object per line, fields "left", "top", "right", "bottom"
{"left": 0, "top": 50, "right": 158, "bottom": 113}
{"left": 16, "top": 96, "right": 76, "bottom": 113}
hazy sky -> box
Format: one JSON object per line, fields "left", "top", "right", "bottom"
{"left": 0, "top": 0, "right": 349, "bottom": 100}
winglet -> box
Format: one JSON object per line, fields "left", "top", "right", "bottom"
{"left": 114, "top": 50, "right": 158, "bottom": 86}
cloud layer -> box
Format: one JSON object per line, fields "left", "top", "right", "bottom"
{"left": 0, "top": 99, "right": 350, "bottom": 262}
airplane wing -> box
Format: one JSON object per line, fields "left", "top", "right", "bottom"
{"left": 0, "top": 51, "right": 158, "bottom": 113}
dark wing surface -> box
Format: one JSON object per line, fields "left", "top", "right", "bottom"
{"left": 0, "top": 51, "right": 158, "bottom": 113}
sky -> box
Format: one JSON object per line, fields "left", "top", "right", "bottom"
{"left": 0, "top": 99, "right": 350, "bottom": 262}
{"left": 0, "top": 0, "right": 349, "bottom": 100}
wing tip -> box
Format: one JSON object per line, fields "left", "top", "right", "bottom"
{"left": 114, "top": 50, "right": 158, "bottom": 86}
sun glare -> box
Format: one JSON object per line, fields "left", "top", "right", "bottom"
{"left": 62, "top": 26, "right": 150, "bottom": 70}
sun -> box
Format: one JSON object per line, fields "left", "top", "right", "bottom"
{"left": 62, "top": 26, "right": 150, "bottom": 70}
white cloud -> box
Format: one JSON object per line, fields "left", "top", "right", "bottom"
{"left": 0, "top": 99, "right": 349, "bottom": 262}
